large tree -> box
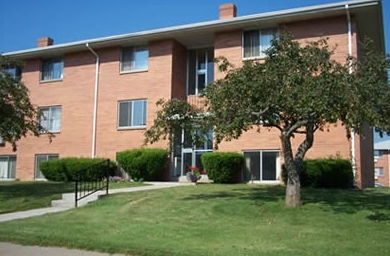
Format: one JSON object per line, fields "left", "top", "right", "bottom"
{"left": 202, "top": 34, "right": 390, "bottom": 207}
{"left": 0, "top": 54, "right": 44, "bottom": 151}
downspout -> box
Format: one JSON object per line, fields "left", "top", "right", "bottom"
{"left": 346, "top": 4, "right": 357, "bottom": 186}
{"left": 86, "top": 43, "right": 100, "bottom": 158}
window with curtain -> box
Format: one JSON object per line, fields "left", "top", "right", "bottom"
{"left": 35, "top": 154, "right": 59, "bottom": 179}
{"left": 41, "top": 58, "right": 63, "bottom": 81}
{"left": 121, "top": 45, "right": 149, "bottom": 72}
{"left": 0, "top": 155, "right": 16, "bottom": 179}
{"left": 243, "top": 28, "right": 278, "bottom": 59}
{"left": 118, "top": 99, "right": 147, "bottom": 128}
{"left": 39, "top": 106, "right": 62, "bottom": 132}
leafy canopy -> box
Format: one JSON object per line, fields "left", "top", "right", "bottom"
{"left": 203, "top": 33, "right": 390, "bottom": 144}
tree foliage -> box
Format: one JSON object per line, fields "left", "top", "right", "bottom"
{"left": 0, "top": 54, "right": 45, "bottom": 151}
{"left": 202, "top": 33, "right": 390, "bottom": 207}
{"left": 144, "top": 98, "right": 209, "bottom": 150}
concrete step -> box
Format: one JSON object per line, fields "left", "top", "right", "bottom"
{"left": 51, "top": 190, "right": 106, "bottom": 208}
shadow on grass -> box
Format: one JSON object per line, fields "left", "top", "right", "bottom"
{"left": 0, "top": 182, "right": 75, "bottom": 213}
{"left": 302, "top": 187, "right": 390, "bottom": 222}
{"left": 0, "top": 182, "right": 74, "bottom": 198}
{"left": 181, "top": 184, "right": 390, "bottom": 222}
{"left": 182, "top": 185, "right": 285, "bottom": 202}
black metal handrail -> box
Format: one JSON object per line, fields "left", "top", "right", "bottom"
{"left": 75, "top": 159, "right": 110, "bottom": 208}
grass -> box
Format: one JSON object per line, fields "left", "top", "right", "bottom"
{"left": 0, "top": 184, "right": 389, "bottom": 256}
{"left": 0, "top": 181, "right": 146, "bottom": 214}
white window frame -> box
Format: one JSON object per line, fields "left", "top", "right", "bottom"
{"left": 41, "top": 58, "right": 63, "bottom": 81}
{"left": 35, "top": 154, "right": 59, "bottom": 180}
{"left": 242, "top": 28, "right": 278, "bottom": 60}
{"left": 187, "top": 48, "right": 214, "bottom": 96}
{"left": 120, "top": 45, "right": 149, "bottom": 73}
{"left": 118, "top": 99, "right": 147, "bottom": 129}
{"left": 0, "top": 155, "right": 16, "bottom": 180}
{"left": 375, "top": 167, "right": 384, "bottom": 179}
{"left": 38, "top": 106, "right": 62, "bottom": 133}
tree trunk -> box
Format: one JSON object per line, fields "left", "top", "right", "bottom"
{"left": 281, "top": 134, "right": 301, "bottom": 207}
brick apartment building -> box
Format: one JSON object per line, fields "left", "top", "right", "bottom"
{"left": 0, "top": 0, "right": 385, "bottom": 187}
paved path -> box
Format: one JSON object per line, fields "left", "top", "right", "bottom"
{"left": 0, "top": 242, "right": 129, "bottom": 256}
{"left": 0, "top": 181, "right": 192, "bottom": 255}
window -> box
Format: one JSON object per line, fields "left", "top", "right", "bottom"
{"left": 5, "top": 67, "right": 21, "bottom": 80}
{"left": 41, "top": 58, "right": 63, "bottom": 81}
{"left": 243, "top": 28, "right": 278, "bottom": 59}
{"left": 39, "top": 106, "right": 61, "bottom": 132}
{"left": 0, "top": 156, "right": 16, "bottom": 179}
{"left": 118, "top": 100, "right": 147, "bottom": 128}
{"left": 187, "top": 48, "right": 214, "bottom": 95}
{"left": 374, "top": 150, "right": 383, "bottom": 158}
{"left": 243, "top": 150, "right": 280, "bottom": 181}
{"left": 35, "top": 154, "right": 59, "bottom": 179}
{"left": 375, "top": 167, "right": 384, "bottom": 178}
{"left": 121, "top": 45, "right": 148, "bottom": 72}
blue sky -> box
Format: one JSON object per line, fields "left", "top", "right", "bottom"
{"left": 0, "top": 0, "right": 389, "bottom": 143}
{"left": 0, "top": 0, "right": 389, "bottom": 53}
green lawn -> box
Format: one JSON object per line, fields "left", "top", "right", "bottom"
{"left": 0, "top": 181, "right": 145, "bottom": 214}
{"left": 0, "top": 184, "right": 389, "bottom": 256}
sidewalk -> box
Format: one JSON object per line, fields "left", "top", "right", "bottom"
{"left": 0, "top": 242, "right": 129, "bottom": 256}
{"left": 0, "top": 182, "right": 191, "bottom": 255}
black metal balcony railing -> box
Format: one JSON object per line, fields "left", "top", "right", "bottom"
{"left": 74, "top": 159, "right": 110, "bottom": 208}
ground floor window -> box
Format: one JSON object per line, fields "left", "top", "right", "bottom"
{"left": 35, "top": 154, "right": 59, "bottom": 179}
{"left": 0, "top": 155, "right": 16, "bottom": 179}
{"left": 243, "top": 150, "right": 280, "bottom": 182}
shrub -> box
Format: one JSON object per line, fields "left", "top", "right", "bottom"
{"left": 201, "top": 152, "right": 244, "bottom": 183}
{"left": 40, "top": 158, "right": 117, "bottom": 182}
{"left": 116, "top": 148, "right": 168, "bottom": 181}
{"left": 282, "top": 158, "right": 353, "bottom": 188}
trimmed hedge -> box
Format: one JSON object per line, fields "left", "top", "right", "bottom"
{"left": 40, "top": 158, "right": 117, "bottom": 182}
{"left": 116, "top": 148, "right": 168, "bottom": 181}
{"left": 282, "top": 158, "right": 353, "bottom": 188}
{"left": 201, "top": 152, "right": 244, "bottom": 183}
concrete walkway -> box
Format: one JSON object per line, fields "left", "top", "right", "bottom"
{"left": 0, "top": 182, "right": 192, "bottom": 255}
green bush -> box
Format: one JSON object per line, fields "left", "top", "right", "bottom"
{"left": 40, "top": 158, "right": 117, "bottom": 182}
{"left": 201, "top": 152, "right": 243, "bottom": 183}
{"left": 116, "top": 148, "right": 168, "bottom": 181}
{"left": 282, "top": 158, "right": 353, "bottom": 188}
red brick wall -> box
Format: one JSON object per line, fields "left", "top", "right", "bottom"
{"left": 0, "top": 40, "right": 181, "bottom": 180}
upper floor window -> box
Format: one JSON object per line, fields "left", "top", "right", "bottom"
{"left": 121, "top": 46, "right": 148, "bottom": 72}
{"left": 5, "top": 67, "right": 21, "bottom": 80}
{"left": 375, "top": 167, "right": 384, "bottom": 178}
{"left": 118, "top": 99, "right": 147, "bottom": 129}
{"left": 39, "top": 106, "right": 61, "bottom": 132}
{"left": 187, "top": 48, "right": 214, "bottom": 95}
{"left": 0, "top": 155, "right": 16, "bottom": 179}
{"left": 374, "top": 150, "right": 384, "bottom": 159}
{"left": 243, "top": 28, "right": 278, "bottom": 59}
{"left": 41, "top": 58, "right": 63, "bottom": 81}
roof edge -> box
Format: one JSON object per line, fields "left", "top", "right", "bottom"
{"left": 3, "top": 0, "right": 382, "bottom": 58}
